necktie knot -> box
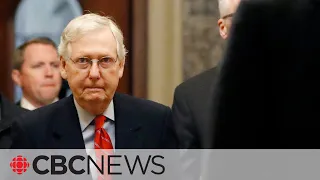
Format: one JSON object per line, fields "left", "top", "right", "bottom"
{"left": 95, "top": 115, "right": 106, "bottom": 130}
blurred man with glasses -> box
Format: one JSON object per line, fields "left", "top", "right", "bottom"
{"left": 217, "top": 0, "right": 239, "bottom": 40}
{"left": 172, "top": 0, "right": 240, "bottom": 149}
{"left": 11, "top": 13, "right": 177, "bottom": 150}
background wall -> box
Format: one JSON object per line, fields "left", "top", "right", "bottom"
{"left": 183, "top": 0, "right": 224, "bottom": 79}
{"left": 147, "top": 0, "right": 183, "bottom": 106}
{"left": 147, "top": 0, "right": 224, "bottom": 106}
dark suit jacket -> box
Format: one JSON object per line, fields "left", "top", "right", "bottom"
{"left": 211, "top": 0, "right": 320, "bottom": 148}
{"left": 0, "top": 94, "right": 29, "bottom": 148}
{"left": 11, "top": 93, "right": 177, "bottom": 149}
{"left": 172, "top": 67, "right": 218, "bottom": 149}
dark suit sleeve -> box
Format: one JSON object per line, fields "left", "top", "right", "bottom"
{"left": 0, "top": 96, "right": 29, "bottom": 149}
{"left": 160, "top": 107, "right": 178, "bottom": 149}
{"left": 172, "top": 87, "right": 202, "bottom": 180}
{"left": 0, "top": 128, "right": 12, "bottom": 149}
{"left": 10, "top": 119, "right": 34, "bottom": 149}
{"left": 172, "top": 86, "right": 199, "bottom": 149}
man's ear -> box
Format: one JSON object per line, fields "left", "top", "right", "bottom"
{"left": 218, "top": 19, "right": 228, "bottom": 39}
{"left": 118, "top": 58, "right": 126, "bottom": 78}
{"left": 60, "top": 56, "right": 68, "bottom": 80}
{"left": 12, "top": 69, "right": 22, "bottom": 87}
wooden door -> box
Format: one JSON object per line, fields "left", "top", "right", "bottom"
{"left": 80, "top": 0, "right": 132, "bottom": 95}
{"left": 0, "top": 1, "right": 19, "bottom": 100}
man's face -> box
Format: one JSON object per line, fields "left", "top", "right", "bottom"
{"left": 13, "top": 43, "right": 61, "bottom": 105}
{"left": 61, "top": 27, "right": 125, "bottom": 111}
{"left": 218, "top": 0, "right": 241, "bottom": 39}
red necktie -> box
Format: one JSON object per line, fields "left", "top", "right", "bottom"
{"left": 94, "top": 115, "right": 113, "bottom": 180}
{"left": 94, "top": 115, "right": 113, "bottom": 149}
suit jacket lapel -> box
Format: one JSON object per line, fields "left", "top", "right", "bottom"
{"left": 113, "top": 93, "right": 142, "bottom": 149}
{"left": 49, "top": 93, "right": 143, "bottom": 149}
{"left": 51, "top": 95, "right": 85, "bottom": 149}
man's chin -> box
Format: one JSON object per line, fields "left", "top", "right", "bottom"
{"left": 83, "top": 94, "right": 106, "bottom": 102}
{"left": 38, "top": 98, "right": 56, "bottom": 105}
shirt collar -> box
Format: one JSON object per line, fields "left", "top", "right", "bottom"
{"left": 73, "top": 98, "right": 115, "bottom": 132}
{"left": 21, "top": 96, "right": 58, "bottom": 110}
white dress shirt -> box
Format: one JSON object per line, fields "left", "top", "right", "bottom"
{"left": 73, "top": 98, "right": 115, "bottom": 180}
{"left": 74, "top": 98, "right": 115, "bottom": 149}
{"left": 20, "top": 96, "right": 58, "bottom": 110}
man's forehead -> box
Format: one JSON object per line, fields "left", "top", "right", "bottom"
{"left": 70, "top": 29, "right": 117, "bottom": 56}
{"left": 23, "top": 44, "right": 58, "bottom": 62}
{"left": 227, "top": 0, "right": 241, "bottom": 13}
{"left": 230, "top": 0, "right": 240, "bottom": 4}
{"left": 74, "top": 27, "right": 115, "bottom": 41}
{"left": 24, "top": 43, "right": 57, "bottom": 54}
{"left": 231, "top": 0, "right": 241, "bottom": 7}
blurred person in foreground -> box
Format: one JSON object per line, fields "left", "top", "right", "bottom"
{"left": 172, "top": 0, "right": 241, "bottom": 150}
{"left": 11, "top": 13, "right": 176, "bottom": 149}
{"left": 11, "top": 37, "right": 62, "bottom": 110}
{"left": 211, "top": 0, "right": 320, "bottom": 148}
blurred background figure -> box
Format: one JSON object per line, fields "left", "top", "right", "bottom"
{"left": 13, "top": 0, "right": 82, "bottom": 101}
{"left": 172, "top": 1, "right": 240, "bottom": 180}
{"left": 217, "top": 0, "right": 240, "bottom": 40}
{"left": 211, "top": 0, "right": 320, "bottom": 148}
{"left": 172, "top": 0, "right": 240, "bottom": 149}
{"left": 11, "top": 37, "right": 62, "bottom": 110}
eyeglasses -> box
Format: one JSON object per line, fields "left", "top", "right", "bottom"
{"left": 69, "top": 56, "right": 118, "bottom": 70}
{"left": 221, "top": 13, "right": 234, "bottom": 19}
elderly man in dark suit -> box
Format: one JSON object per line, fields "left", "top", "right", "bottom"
{"left": 11, "top": 13, "right": 176, "bottom": 150}
{"left": 211, "top": 0, "right": 320, "bottom": 148}
{"left": 0, "top": 94, "right": 28, "bottom": 148}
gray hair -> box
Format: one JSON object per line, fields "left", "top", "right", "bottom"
{"left": 58, "top": 13, "right": 127, "bottom": 61}
{"left": 218, "top": 0, "right": 230, "bottom": 17}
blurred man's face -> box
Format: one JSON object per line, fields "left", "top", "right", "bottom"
{"left": 60, "top": 27, "right": 125, "bottom": 115}
{"left": 218, "top": 0, "right": 241, "bottom": 39}
{"left": 12, "top": 43, "right": 61, "bottom": 107}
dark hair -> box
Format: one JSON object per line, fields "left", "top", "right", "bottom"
{"left": 13, "top": 37, "right": 57, "bottom": 70}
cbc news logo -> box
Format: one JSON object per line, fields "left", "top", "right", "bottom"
{"left": 9, "top": 154, "right": 165, "bottom": 176}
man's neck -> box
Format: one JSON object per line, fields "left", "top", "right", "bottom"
{"left": 21, "top": 96, "right": 57, "bottom": 110}
{"left": 75, "top": 98, "right": 110, "bottom": 115}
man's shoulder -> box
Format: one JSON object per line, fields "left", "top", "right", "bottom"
{"left": 14, "top": 96, "right": 72, "bottom": 128}
{"left": 115, "top": 93, "right": 168, "bottom": 109}
{"left": 0, "top": 95, "right": 29, "bottom": 130}
{"left": 114, "top": 93, "right": 170, "bottom": 113}
{"left": 175, "top": 67, "right": 218, "bottom": 95}
{"left": 0, "top": 95, "right": 27, "bottom": 119}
